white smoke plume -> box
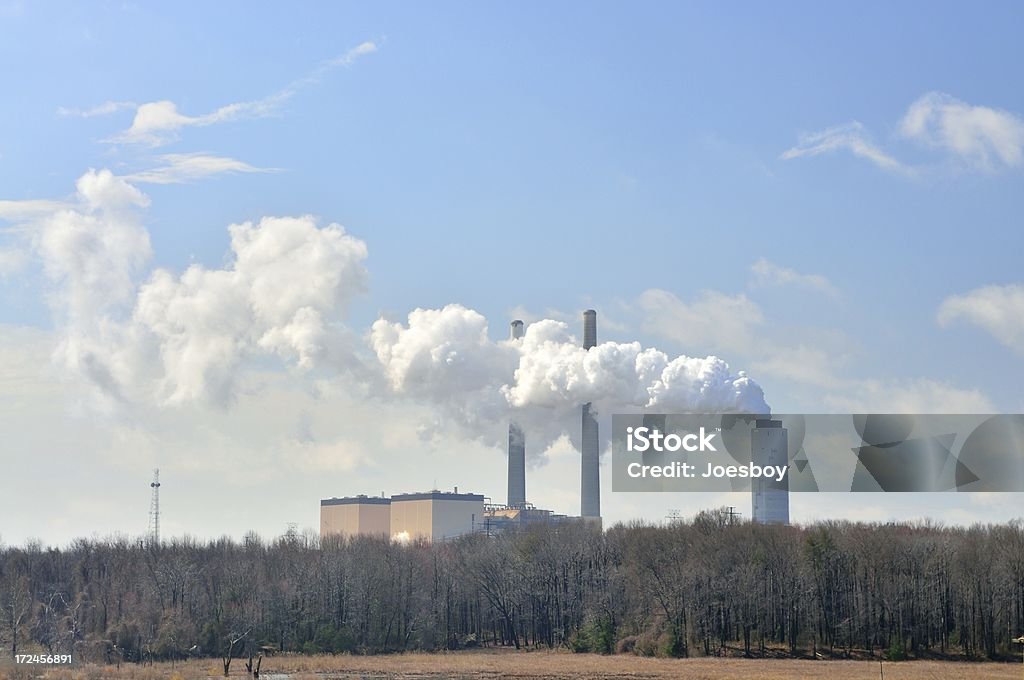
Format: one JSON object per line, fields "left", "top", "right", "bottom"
{"left": 8, "top": 168, "right": 768, "bottom": 459}
{"left": 370, "top": 305, "right": 769, "bottom": 456}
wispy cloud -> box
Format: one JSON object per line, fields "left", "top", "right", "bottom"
{"left": 782, "top": 93, "right": 1024, "bottom": 175}
{"left": 780, "top": 122, "right": 911, "bottom": 174}
{"left": 0, "top": 198, "right": 68, "bottom": 222}
{"left": 57, "top": 101, "right": 137, "bottom": 118}
{"left": 938, "top": 283, "right": 1024, "bottom": 354}
{"left": 123, "top": 153, "right": 277, "bottom": 185}
{"left": 900, "top": 92, "right": 1024, "bottom": 171}
{"left": 750, "top": 257, "right": 838, "bottom": 297}
{"left": 637, "top": 288, "right": 764, "bottom": 356}
{"left": 102, "top": 41, "right": 378, "bottom": 146}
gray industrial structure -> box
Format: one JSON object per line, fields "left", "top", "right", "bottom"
{"left": 507, "top": 320, "right": 526, "bottom": 508}
{"left": 751, "top": 419, "right": 790, "bottom": 524}
{"left": 581, "top": 310, "right": 601, "bottom": 520}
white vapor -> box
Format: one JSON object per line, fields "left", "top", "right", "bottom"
{"left": 780, "top": 122, "right": 910, "bottom": 173}
{"left": 900, "top": 92, "right": 1024, "bottom": 171}
{"left": 938, "top": 284, "right": 1024, "bottom": 354}
{"left": 371, "top": 304, "right": 769, "bottom": 455}
{"left": 106, "top": 41, "right": 378, "bottom": 146}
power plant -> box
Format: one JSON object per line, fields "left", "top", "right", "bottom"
{"left": 319, "top": 308, "right": 795, "bottom": 537}
{"left": 321, "top": 310, "right": 604, "bottom": 541}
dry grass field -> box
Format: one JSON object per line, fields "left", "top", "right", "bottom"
{"left": 1, "top": 650, "right": 1021, "bottom": 680}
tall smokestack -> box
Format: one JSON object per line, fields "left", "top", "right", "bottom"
{"left": 583, "top": 309, "right": 597, "bottom": 350}
{"left": 581, "top": 310, "right": 600, "bottom": 519}
{"left": 507, "top": 320, "right": 526, "bottom": 508}
{"left": 751, "top": 419, "right": 789, "bottom": 524}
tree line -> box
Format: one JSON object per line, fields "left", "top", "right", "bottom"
{"left": 1, "top": 511, "right": 1022, "bottom": 669}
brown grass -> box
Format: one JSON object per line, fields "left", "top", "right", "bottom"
{"left": 0, "top": 650, "right": 1020, "bottom": 680}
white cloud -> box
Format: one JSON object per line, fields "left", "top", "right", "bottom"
{"left": 780, "top": 122, "right": 910, "bottom": 173}
{"left": 130, "top": 215, "right": 369, "bottom": 405}
{"left": 106, "top": 41, "right": 378, "bottom": 146}
{"left": 783, "top": 93, "right": 1024, "bottom": 175}
{"left": 636, "top": 287, "right": 993, "bottom": 415}
{"left": 0, "top": 199, "right": 68, "bottom": 222}
{"left": 637, "top": 288, "right": 763, "bottom": 355}
{"left": 0, "top": 247, "right": 28, "bottom": 277}
{"left": 124, "top": 153, "right": 276, "bottom": 184}
{"left": 4, "top": 170, "right": 370, "bottom": 408}
{"left": 900, "top": 92, "right": 1024, "bottom": 170}
{"left": 57, "top": 100, "right": 136, "bottom": 118}
{"left": 825, "top": 378, "right": 995, "bottom": 414}
{"left": 751, "top": 344, "right": 840, "bottom": 389}
{"left": 37, "top": 169, "right": 152, "bottom": 323}
{"left": 938, "top": 284, "right": 1024, "bottom": 354}
{"left": 750, "top": 257, "right": 838, "bottom": 296}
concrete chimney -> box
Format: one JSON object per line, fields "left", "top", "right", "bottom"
{"left": 583, "top": 309, "right": 597, "bottom": 350}
{"left": 507, "top": 320, "right": 526, "bottom": 507}
{"left": 581, "top": 310, "right": 600, "bottom": 519}
{"left": 751, "top": 419, "right": 789, "bottom": 524}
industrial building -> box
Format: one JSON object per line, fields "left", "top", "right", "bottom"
{"left": 321, "top": 310, "right": 604, "bottom": 541}
{"left": 321, "top": 490, "right": 485, "bottom": 542}
{"left": 478, "top": 503, "right": 572, "bottom": 535}
{"left": 320, "top": 495, "right": 391, "bottom": 538}
{"left": 390, "top": 491, "right": 485, "bottom": 541}
{"left": 751, "top": 419, "right": 790, "bottom": 524}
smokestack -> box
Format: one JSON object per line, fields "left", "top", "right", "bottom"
{"left": 581, "top": 310, "right": 600, "bottom": 519}
{"left": 507, "top": 320, "right": 526, "bottom": 507}
{"left": 751, "top": 419, "right": 789, "bottom": 524}
{"left": 583, "top": 309, "right": 597, "bottom": 349}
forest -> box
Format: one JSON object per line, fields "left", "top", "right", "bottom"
{"left": 1, "top": 511, "right": 1023, "bottom": 672}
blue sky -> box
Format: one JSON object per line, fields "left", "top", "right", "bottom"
{"left": 1, "top": 2, "right": 1023, "bottom": 543}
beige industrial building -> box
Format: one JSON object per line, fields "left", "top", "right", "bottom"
{"left": 320, "top": 490, "right": 485, "bottom": 542}
{"left": 320, "top": 495, "right": 391, "bottom": 538}
{"left": 390, "top": 491, "right": 484, "bottom": 541}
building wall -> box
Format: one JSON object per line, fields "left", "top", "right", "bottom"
{"left": 390, "top": 494, "right": 484, "bottom": 541}
{"left": 390, "top": 499, "right": 433, "bottom": 539}
{"left": 320, "top": 500, "right": 391, "bottom": 538}
{"left": 355, "top": 504, "right": 391, "bottom": 537}
{"left": 430, "top": 498, "right": 484, "bottom": 540}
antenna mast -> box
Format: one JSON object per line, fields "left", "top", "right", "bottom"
{"left": 148, "top": 469, "right": 161, "bottom": 545}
